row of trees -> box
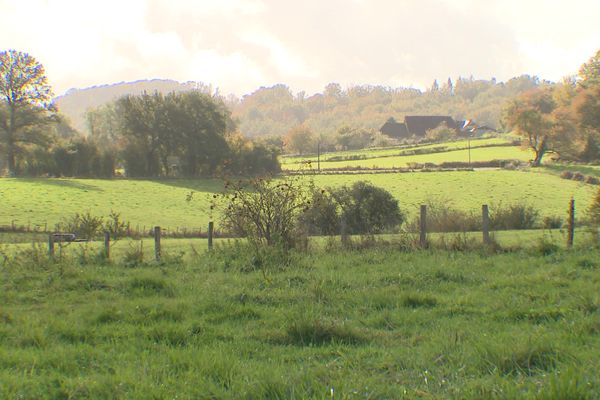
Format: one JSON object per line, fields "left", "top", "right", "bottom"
{"left": 504, "top": 50, "right": 600, "bottom": 165}
{"left": 232, "top": 76, "right": 541, "bottom": 142}
{"left": 0, "top": 50, "right": 281, "bottom": 177}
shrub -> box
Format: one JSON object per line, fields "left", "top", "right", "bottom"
{"left": 589, "top": 187, "right": 600, "bottom": 225}
{"left": 585, "top": 175, "right": 599, "bottom": 185}
{"left": 55, "top": 211, "right": 104, "bottom": 239}
{"left": 543, "top": 215, "right": 563, "bottom": 229}
{"left": 572, "top": 172, "right": 585, "bottom": 181}
{"left": 219, "top": 175, "right": 310, "bottom": 249}
{"left": 298, "top": 189, "right": 340, "bottom": 235}
{"left": 331, "top": 181, "right": 404, "bottom": 234}
{"left": 560, "top": 171, "right": 574, "bottom": 180}
{"left": 490, "top": 203, "right": 539, "bottom": 230}
{"left": 407, "top": 199, "right": 479, "bottom": 233}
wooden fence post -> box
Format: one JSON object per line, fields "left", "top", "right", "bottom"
{"left": 567, "top": 198, "right": 575, "bottom": 248}
{"left": 208, "top": 221, "right": 214, "bottom": 250}
{"left": 482, "top": 204, "right": 490, "bottom": 245}
{"left": 420, "top": 205, "right": 427, "bottom": 248}
{"left": 154, "top": 226, "right": 161, "bottom": 261}
{"left": 104, "top": 231, "right": 110, "bottom": 259}
{"left": 48, "top": 234, "right": 55, "bottom": 257}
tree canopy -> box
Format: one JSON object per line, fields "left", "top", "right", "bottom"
{"left": 0, "top": 50, "right": 54, "bottom": 176}
{"left": 578, "top": 49, "right": 600, "bottom": 89}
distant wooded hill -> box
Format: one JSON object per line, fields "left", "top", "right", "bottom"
{"left": 55, "top": 75, "right": 545, "bottom": 137}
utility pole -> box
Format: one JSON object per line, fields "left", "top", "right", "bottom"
{"left": 317, "top": 141, "right": 321, "bottom": 172}
{"left": 468, "top": 136, "right": 471, "bottom": 167}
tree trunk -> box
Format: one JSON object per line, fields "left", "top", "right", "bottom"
{"left": 531, "top": 138, "right": 547, "bottom": 167}
{"left": 6, "top": 105, "right": 16, "bottom": 176}
{"left": 6, "top": 141, "right": 16, "bottom": 177}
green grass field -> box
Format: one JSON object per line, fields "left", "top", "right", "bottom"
{"left": 1, "top": 245, "right": 599, "bottom": 398}
{"left": 281, "top": 137, "right": 512, "bottom": 165}
{"left": 1, "top": 169, "right": 596, "bottom": 231}
{"left": 282, "top": 146, "right": 531, "bottom": 170}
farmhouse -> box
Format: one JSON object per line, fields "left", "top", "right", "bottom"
{"left": 380, "top": 115, "right": 461, "bottom": 139}
{"left": 379, "top": 117, "right": 409, "bottom": 139}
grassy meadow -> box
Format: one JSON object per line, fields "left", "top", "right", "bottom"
{"left": 1, "top": 245, "right": 599, "bottom": 399}
{"left": 0, "top": 170, "right": 596, "bottom": 233}
{"left": 281, "top": 137, "right": 513, "bottom": 165}
{"left": 282, "top": 144, "right": 531, "bottom": 171}
{"left": 2, "top": 136, "right": 600, "bottom": 399}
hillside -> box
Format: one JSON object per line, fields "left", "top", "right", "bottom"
{"left": 55, "top": 79, "right": 211, "bottom": 133}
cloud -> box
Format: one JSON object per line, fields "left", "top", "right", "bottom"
{"left": 1, "top": 0, "right": 599, "bottom": 96}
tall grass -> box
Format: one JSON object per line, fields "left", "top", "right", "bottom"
{"left": 1, "top": 246, "right": 599, "bottom": 398}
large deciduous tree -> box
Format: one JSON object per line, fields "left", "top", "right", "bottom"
{"left": 0, "top": 50, "right": 54, "bottom": 176}
{"left": 283, "top": 125, "right": 316, "bottom": 155}
{"left": 115, "top": 91, "right": 233, "bottom": 177}
{"left": 503, "top": 88, "right": 557, "bottom": 166}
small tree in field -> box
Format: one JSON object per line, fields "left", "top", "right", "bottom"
{"left": 220, "top": 175, "right": 311, "bottom": 249}
{"left": 503, "top": 88, "right": 556, "bottom": 166}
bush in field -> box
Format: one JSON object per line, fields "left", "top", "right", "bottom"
{"left": 490, "top": 203, "right": 539, "bottom": 230}
{"left": 331, "top": 181, "right": 404, "bottom": 234}
{"left": 407, "top": 199, "right": 479, "bottom": 233}
{"left": 543, "top": 215, "right": 563, "bottom": 229}
{"left": 56, "top": 212, "right": 104, "bottom": 239}
{"left": 299, "top": 182, "right": 404, "bottom": 236}
{"left": 55, "top": 211, "right": 130, "bottom": 240}
{"left": 219, "top": 175, "right": 311, "bottom": 249}
{"left": 560, "top": 171, "right": 574, "bottom": 180}
{"left": 298, "top": 189, "right": 340, "bottom": 235}
{"left": 572, "top": 172, "right": 586, "bottom": 181}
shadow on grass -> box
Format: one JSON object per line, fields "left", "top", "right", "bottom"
{"left": 144, "top": 178, "right": 224, "bottom": 193}
{"left": 14, "top": 178, "right": 104, "bottom": 191}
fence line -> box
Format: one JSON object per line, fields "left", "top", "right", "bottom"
{"left": 4, "top": 200, "right": 580, "bottom": 257}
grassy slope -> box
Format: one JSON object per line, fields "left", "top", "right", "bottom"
{"left": 1, "top": 247, "right": 599, "bottom": 398}
{"left": 282, "top": 146, "right": 531, "bottom": 170}
{"left": 0, "top": 170, "right": 596, "bottom": 230}
{"left": 281, "top": 137, "right": 511, "bottom": 165}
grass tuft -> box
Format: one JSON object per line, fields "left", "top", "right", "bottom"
{"left": 124, "top": 275, "right": 175, "bottom": 297}
{"left": 284, "top": 317, "right": 366, "bottom": 346}
{"left": 479, "top": 341, "right": 562, "bottom": 376}
{"left": 401, "top": 293, "right": 438, "bottom": 308}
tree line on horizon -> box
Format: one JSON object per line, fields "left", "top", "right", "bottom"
{"left": 1, "top": 48, "right": 599, "bottom": 177}
{"left": 0, "top": 49, "right": 280, "bottom": 178}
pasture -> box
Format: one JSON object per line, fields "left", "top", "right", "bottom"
{"left": 0, "top": 170, "right": 595, "bottom": 233}
{"left": 281, "top": 137, "right": 514, "bottom": 165}
{"left": 282, "top": 145, "right": 530, "bottom": 171}
{"left": 1, "top": 245, "right": 599, "bottom": 398}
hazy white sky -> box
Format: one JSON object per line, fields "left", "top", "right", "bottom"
{"left": 1, "top": 0, "right": 599, "bottom": 96}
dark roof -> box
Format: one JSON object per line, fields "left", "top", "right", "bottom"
{"left": 380, "top": 118, "right": 409, "bottom": 139}
{"left": 404, "top": 116, "right": 457, "bottom": 136}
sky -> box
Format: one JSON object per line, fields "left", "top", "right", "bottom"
{"left": 1, "top": 0, "right": 599, "bottom": 97}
